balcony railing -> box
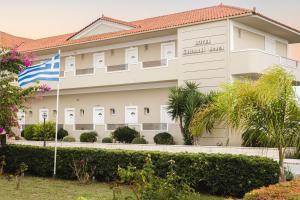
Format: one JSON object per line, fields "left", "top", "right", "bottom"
{"left": 280, "top": 57, "right": 299, "bottom": 68}
{"left": 106, "top": 124, "right": 127, "bottom": 130}
{"left": 76, "top": 68, "right": 94, "bottom": 75}
{"left": 106, "top": 64, "right": 128, "bottom": 72}
{"left": 142, "top": 59, "right": 167, "bottom": 68}
{"left": 142, "top": 123, "right": 168, "bottom": 131}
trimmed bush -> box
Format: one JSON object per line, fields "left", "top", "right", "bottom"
{"left": 102, "top": 137, "right": 112, "bottom": 143}
{"left": 244, "top": 179, "right": 300, "bottom": 200}
{"left": 34, "top": 122, "right": 55, "bottom": 141}
{"left": 112, "top": 126, "right": 139, "bottom": 143}
{"left": 131, "top": 136, "right": 148, "bottom": 144}
{"left": 62, "top": 136, "right": 76, "bottom": 142}
{"left": 57, "top": 128, "right": 68, "bottom": 140}
{"left": 154, "top": 132, "right": 174, "bottom": 145}
{"left": 23, "top": 125, "right": 35, "bottom": 140}
{"left": 1, "top": 145, "right": 279, "bottom": 197}
{"left": 23, "top": 122, "right": 56, "bottom": 141}
{"left": 80, "top": 132, "right": 97, "bottom": 143}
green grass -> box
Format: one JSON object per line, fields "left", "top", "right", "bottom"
{"left": 0, "top": 176, "right": 223, "bottom": 200}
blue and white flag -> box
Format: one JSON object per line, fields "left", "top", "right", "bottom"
{"left": 18, "top": 54, "right": 60, "bottom": 87}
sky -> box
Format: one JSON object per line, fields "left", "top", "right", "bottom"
{"left": 0, "top": 0, "right": 300, "bottom": 39}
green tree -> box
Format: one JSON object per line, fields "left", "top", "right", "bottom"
{"left": 190, "top": 66, "right": 300, "bottom": 181}
{"left": 167, "top": 82, "right": 213, "bottom": 145}
{"left": 0, "top": 49, "right": 37, "bottom": 146}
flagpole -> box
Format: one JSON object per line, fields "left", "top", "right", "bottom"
{"left": 53, "top": 49, "right": 61, "bottom": 178}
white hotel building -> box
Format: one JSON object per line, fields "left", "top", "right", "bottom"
{"left": 3, "top": 4, "right": 300, "bottom": 145}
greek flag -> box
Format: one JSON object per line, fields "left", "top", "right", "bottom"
{"left": 18, "top": 54, "right": 60, "bottom": 87}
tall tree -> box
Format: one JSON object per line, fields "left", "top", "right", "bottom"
{"left": 190, "top": 66, "right": 300, "bottom": 181}
{"left": 167, "top": 82, "right": 213, "bottom": 145}
{"left": 0, "top": 49, "right": 37, "bottom": 146}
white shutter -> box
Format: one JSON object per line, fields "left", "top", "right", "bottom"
{"left": 160, "top": 105, "right": 173, "bottom": 124}
{"left": 65, "top": 56, "right": 76, "bottom": 71}
{"left": 265, "top": 37, "right": 276, "bottom": 54}
{"left": 125, "top": 47, "right": 138, "bottom": 64}
{"left": 93, "top": 107, "right": 105, "bottom": 125}
{"left": 17, "top": 111, "right": 25, "bottom": 125}
{"left": 65, "top": 108, "right": 75, "bottom": 125}
{"left": 93, "top": 53, "right": 105, "bottom": 68}
{"left": 161, "top": 42, "right": 176, "bottom": 60}
{"left": 125, "top": 106, "right": 138, "bottom": 124}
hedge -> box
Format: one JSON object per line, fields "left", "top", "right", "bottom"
{"left": 0, "top": 145, "right": 279, "bottom": 197}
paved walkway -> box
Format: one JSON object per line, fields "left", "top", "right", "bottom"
{"left": 11, "top": 140, "right": 300, "bottom": 175}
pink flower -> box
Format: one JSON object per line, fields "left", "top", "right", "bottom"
{"left": 22, "top": 55, "right": 33, "bottom": 67}
{"left": 38, "top": 84, "right": 52, "bottom": 93}
{"left": 79, "top": 160, "right": 85, "bottom": 166}
{"left": 10, "top": 49, "right": 17, "bottom": 61}
{"left": 0, "top": 128, "right": 4, "bottom": 134}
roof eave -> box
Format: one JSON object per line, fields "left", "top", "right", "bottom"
{"left": 20, "top": 12, "right": 254, "bottom": 53}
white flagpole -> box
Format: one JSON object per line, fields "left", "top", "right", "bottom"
{"left": 53, "top": 49, "right": 61, "bottom": 178}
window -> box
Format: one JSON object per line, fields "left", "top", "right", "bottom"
{"left": 93, "top": 52, "right": 105, "bottom": 68}
{"left": 125, "top": 47, "right": 138, "bottom": 64}
{"left": 265, "top": 36, "right": 276, "bottom": 54}
{"left": 144, "top": 107, "right": 150, "bottom": 115}
{"left": 39, "top": 109, "right": 49, "bottom": 122}
{"left": 65, "top": 56, "right": 75, "bottom": 71}
{"left": 125, "top": 106, "right": 138, "bottom": 124}
{"left": 110, "top": 108, "right": 116, "bottom": 115}
{"left": 93, "top": 107, "right": 105, "bottom": 125}
{"left": 161, "top": 42, "right": 176, "bottom": 60}
{"left": 65, "top": 108, "right": 75, "bottom": 125}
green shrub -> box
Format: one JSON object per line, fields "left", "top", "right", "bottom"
{"left": 112, "top": 126, "right": 139, "bottom": 143}
{"left": 102, "top": 137, "right": 112, "bottom": 143}
{"left": 23, "top": 125, "right": 35, "bottom": 140}
{"left": 0, "top": 145, "right": 279, "bottom": 197}
{"left": 131, "top": 136, "right": 148, "bottom": 144}
{"left": 62, "top": 136, "right": 76, "bottom": 142}
{"left": 154, "top": 132, "right": 174, "bottom": 145}
{"left": 57, "top": 128, "right": 68, "bottom": 140}
{"left": 80, "top": 132, "right": 97, "bottom": 143}
{"left": 23, "top": 122, "right": 56, "bottom": 141}
{"left": 34, "top": 122, "right": 55, "bottom": 141}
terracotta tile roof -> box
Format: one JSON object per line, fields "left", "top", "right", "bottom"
{"left": 17, "top": 4, "right": 255, "bottom": 52}
{"left": 0, "top": 32, "right": 33, "bottom": 49}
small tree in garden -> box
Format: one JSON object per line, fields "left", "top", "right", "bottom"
{"left": 167, "top": 82, "right": 214, "bottom": 145}
{"left": 0, "top": 49, "right": 44, "bottom": 146}
{"left": 190, "top": 66, "right": 300, "bottom": 182}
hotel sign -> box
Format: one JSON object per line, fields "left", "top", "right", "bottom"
{"left": 183, "top": 38, "right": 225, "bottom": 56}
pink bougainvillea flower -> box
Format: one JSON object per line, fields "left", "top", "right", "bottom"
{"left": 38, "top": 84, "right": 52, "bottom": 93}
{"left": 79, "top": 160, "right": 85, "bottom": 166}
{"left": 0, "top": 128, "right": 4, "bottom": 134}
{"left": 22, "top": 53, "right": 34, "bottom": 67}
{"left": 10, "top": 49, "right": 17, "bottom": 61}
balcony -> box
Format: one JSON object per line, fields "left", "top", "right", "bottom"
{"left": 106, "top": 64, "right": 128, "bottom": 72}
{"left": 230, "top": 49, "right": 300, "bottom": 80}
{"left": 48, "top": 59, "right": 178, "bottom": 90}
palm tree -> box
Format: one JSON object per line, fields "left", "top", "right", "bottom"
{"left": 167, "top": 82, "right": 213, "bottom": 145}
{"left": 190, "top": 66, "right": 300, "bottom": 182}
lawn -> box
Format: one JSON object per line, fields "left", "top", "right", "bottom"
{"left": 0, "top": 176, "right": 224, "bottom": 200}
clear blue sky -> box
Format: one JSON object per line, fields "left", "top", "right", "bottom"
{"left": 0, "top": 0, "right": 299, "bottom": 39}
